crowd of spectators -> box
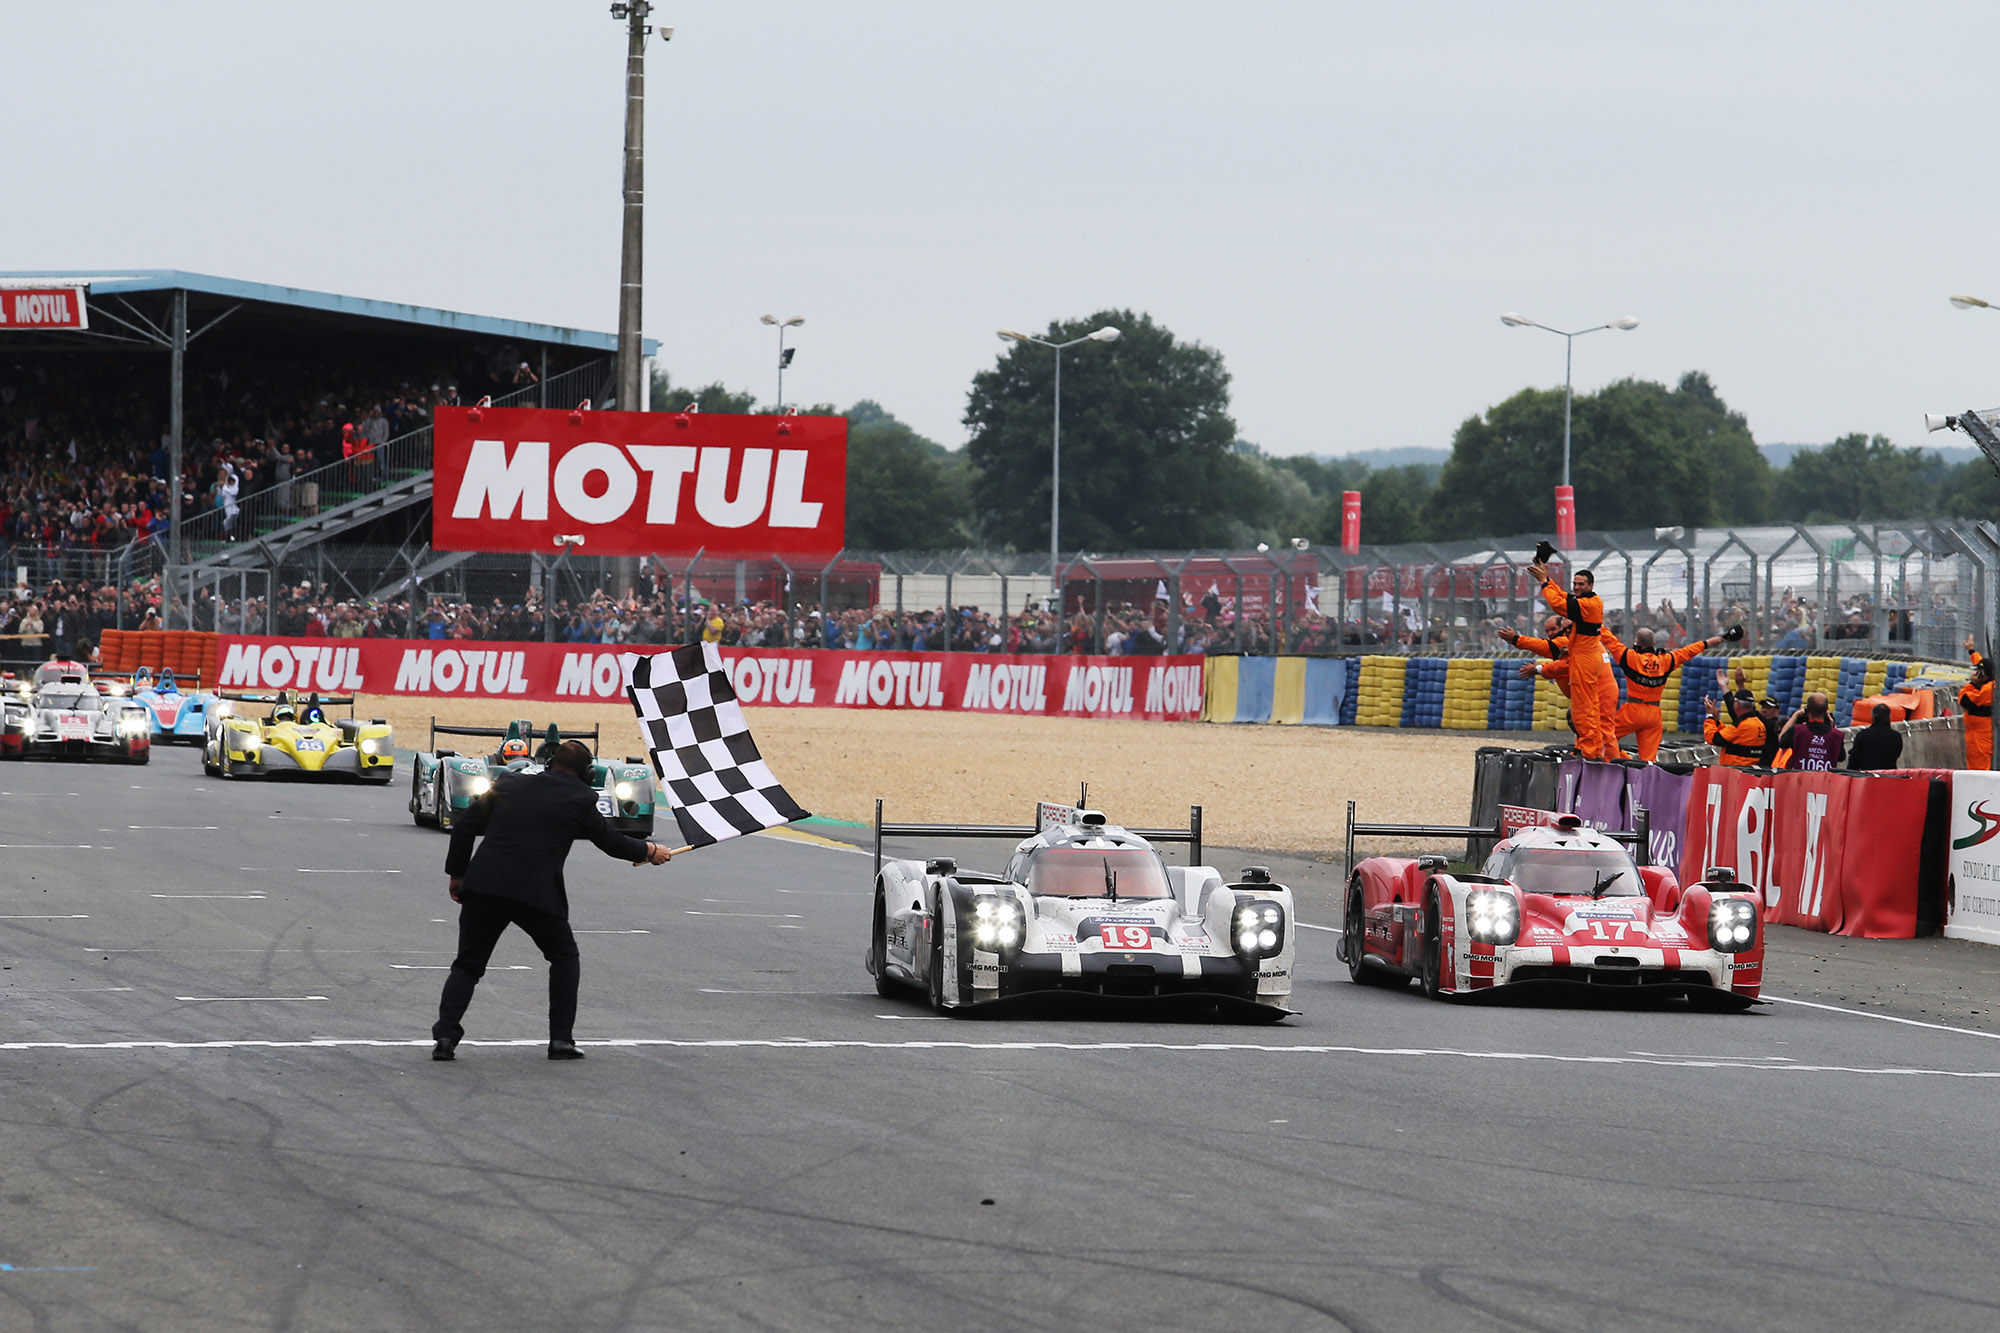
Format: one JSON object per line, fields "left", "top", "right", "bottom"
{"left": 0, "top": 572, "right": 1971, "bottom": 668}
{"left": 0, "top": 342, "right": 559, "bottom": 558}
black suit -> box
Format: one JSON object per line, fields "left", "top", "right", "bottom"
{"left": 434, "top": 768, "right": 653, "bottom": 1045}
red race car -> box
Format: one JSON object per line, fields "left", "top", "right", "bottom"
{"left": 1342, "top": 812, "right": 1764, "bottom": 1010}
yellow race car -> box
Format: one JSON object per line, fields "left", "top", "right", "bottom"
{"left": 203, "top": 689, "right": 395, "bottom": 783}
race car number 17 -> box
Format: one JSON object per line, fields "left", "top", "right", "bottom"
{"left": 1101, "top": 924, "right": 1150, "bottom": 950}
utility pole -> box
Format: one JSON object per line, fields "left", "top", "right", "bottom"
{"left": 610, "top": 4, "right": 668, "bottom": 595}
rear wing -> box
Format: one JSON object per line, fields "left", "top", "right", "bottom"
{"left": 217, "top": 692, "right": 358, "bottom": 718}
{"left": 1344, "top": 799, "right": 1651, "bottom": 875}
{"left": 426, "top": 719, "right": 601, "bottom": 750}
{"left": 873, "top": 798, "right": 1203, "bottom": 875}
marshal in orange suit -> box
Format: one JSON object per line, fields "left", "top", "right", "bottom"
{"left": 1964, "top": 636, "right": 1993, "bottom": 771}
{"left": 1600, "top": 626, "right": 1725, "bottom": 761}
{"left": 1499, "top": 618, "right": 1616, "bottom": 746}
{"left": 1533, "top": 561, "right": 1614, "bottom": 759}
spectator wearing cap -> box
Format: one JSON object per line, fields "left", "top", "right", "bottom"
{"left": 1755, "top": 696, "right": 1785, "bottom": 767}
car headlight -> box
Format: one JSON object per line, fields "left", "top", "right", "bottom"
{"left": 1464, "top": 888, "right": 1521, "bottom": 946}
{"left": 614, "top": 781, "right": 635, "bottom": 800}
{"left": 468, "top": 775, "right": 492, "bottom": 796}
{"left": 1232, "top": 899, "right": 1286, "bottom": 958}
{"left": 1709, "top": 897, "right": 1759, "bottom": 953}
{"left": 215, "top": 702, "right": 233, "bottom": 718}
{"left": 970, "top": 895, "right": 1026, "bottom": 953}
{"left": 20, "top": 715, "right": 36, "bottom": 737}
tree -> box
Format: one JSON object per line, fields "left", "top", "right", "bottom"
{"left": 964, "top": 310, "right": 1244, "bottom": 551}
{"left": 647, "top": 367, "right": 758, "bottom": 415}
{"left": 1774, "top": 433, "right": 1931, "bottom": 522}
{"left": 842, "top": 401, "right": 968, "bottom": 550}
{"left": 1426, "top": 372, "right": 1772, "bottom": 539}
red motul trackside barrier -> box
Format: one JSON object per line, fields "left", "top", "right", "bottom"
{"left": 211, "top": 637, "right": 1205, "bottom": 720}
{"left": 1679, "top": 767, "right": 1944, "bottom": 938}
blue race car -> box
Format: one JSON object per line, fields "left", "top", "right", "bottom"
{"left": 129, "top": 667, "right": 222, "bottom": 744}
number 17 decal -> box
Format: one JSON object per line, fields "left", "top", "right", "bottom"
{"left": 1588, "top": 920, "right": 1630, "bottom": 941}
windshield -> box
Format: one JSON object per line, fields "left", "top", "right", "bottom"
{"left": 39, "top": 692, "right": 99, "bottom": 712}
{"left": 1497, "top": 847, "right": 1641, "bottom": 897}
{"left": 1025, "top": 847, "right": 1172, "bottom": 899}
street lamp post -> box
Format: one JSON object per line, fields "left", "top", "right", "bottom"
{"left": 760, "top": 314, "right": 804, "bottom": 410}
{"left": 1500, "top": 311, "right": 1639, "bottom": 547}
{"left": 996, "top": 325, "right": 1121, "bottom": 602}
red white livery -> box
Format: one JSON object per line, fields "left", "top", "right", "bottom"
{"left": 1343, "top": 814, "right": 1764, "bottom": 1009}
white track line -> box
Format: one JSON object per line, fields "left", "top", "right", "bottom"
{"left": 150, "top": 893, "right": 265, "bottom": 900}
{"left": 390, "top": 964, "right": 530, "bottom": 971}
{"left": 0, "top": 914, "right": 89, "bottom": 920}
{"left": 1764, "top": 995, "right": 2000, "bottom": 1042}
{"left": 173, "top": 995, "right": 330, "bottom": 1003}
{"left": 0, "top": 1036, "right": 1994, "bottom": 1077}
{"left": 1302, "top": 920, "right": 2000, "bottom": 1045}
{"left": 685, "top": 911, "right": 801, "bottom": 919}
{"left": 127, "top": 825, "right": 217, "bottom": 831}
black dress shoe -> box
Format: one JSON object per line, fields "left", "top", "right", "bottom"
{"left": 432, "top": 1039, "right": 458, "bottom": 1061}
{"left": 547, "top": 1039, "right": 585, "bottom": 1060}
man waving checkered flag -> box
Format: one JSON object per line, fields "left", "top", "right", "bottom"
{"left": 623, "top": 642, "right": 810, "bottom": 848}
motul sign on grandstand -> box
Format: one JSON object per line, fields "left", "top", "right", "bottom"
{"left": 431, "top": 405, "right": 846, "bottom": 556}
{"left": 214, "top": 636, "right": 1202, "bottom": 720}
{"left": 0, "top": 287, "right": 88, "bottom": 330}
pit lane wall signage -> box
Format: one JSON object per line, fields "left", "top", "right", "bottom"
{"left": 213, "top": 637, "right": 1204, "bottom": 720}
{"left": 1946, "top": 770, "right": 2000, "bottom": 945}
{"left": 1677, "top": 767, "right": 1947, "bottom": 938}
{"left": 0, "top": 287, "right": 88, "bottom": 330}
{"left": 431, "top": 406, "right": 846, "bottom": 557}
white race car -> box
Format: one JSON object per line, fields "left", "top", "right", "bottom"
{"left": 0, "top": 664, "right": 151, "bottom": 763}
{"left": 866, "top": 799, "right": 1296, "bottom": 1020}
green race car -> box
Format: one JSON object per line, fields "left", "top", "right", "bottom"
{"left": 409, "top": 719, "right": 657, "bottom": 837}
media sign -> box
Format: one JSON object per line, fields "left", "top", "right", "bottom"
{"left": 432, "top": 406, "right": 845, "bottom": 556}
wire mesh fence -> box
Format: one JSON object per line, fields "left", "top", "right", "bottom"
{"left": 16, "top": 519, "right": 1989, "bottom": 661}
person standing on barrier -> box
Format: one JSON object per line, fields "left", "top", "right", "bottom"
{"left": 1778, "top": 692, "right": 1846, "bottom": 771}
{"left": 1599, "top": 625, "right": 1727, "bottom": 762}
{"left": 431, "top": 740, "right": 674, "bottom": 1062}
{"left": 1499, "top": 616, "right": 1613, "bottom": 746}
{"left": 1704, "top": 691, "right": 1767, "bottom": 767}
{"left": 1530, "top": 558, "right": 1614, "bottom": 759}
{"left": 1962, "top": 636, "right": 1993, "bottom": 771}
{"left": 1848, "top": 703, "right": 1903, "bottom": 771}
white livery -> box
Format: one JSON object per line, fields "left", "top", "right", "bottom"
{"left": 867, "top": 800, "right": 1295, "bottom": 1021}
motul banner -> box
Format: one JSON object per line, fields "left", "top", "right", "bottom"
{"left": 431, "top": 406, "right": 845, "bottom": 556}
{"left": 212, "top": 637, "right": 1203, "bottom": 720}
{"left": 0, "top": 287, "right": 88, "bottom": 330}
{"left": 1947, "top": 770, "right": 2000, "bottom": 945}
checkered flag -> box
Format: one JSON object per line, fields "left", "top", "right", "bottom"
{"left": 623, "top": 642, "right": 810, "bottom": 848}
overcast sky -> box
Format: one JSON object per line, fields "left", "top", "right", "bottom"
{"left": 10, "top": 1, "right": 2000, "bottom": 459}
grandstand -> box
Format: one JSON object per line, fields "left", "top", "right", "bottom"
{"left": 0, "top": 270, "right": 652, "bottom": 626}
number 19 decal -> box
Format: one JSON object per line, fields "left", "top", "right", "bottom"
{"left": 1101, "top": 924, "right": 1151, "bottom": 950}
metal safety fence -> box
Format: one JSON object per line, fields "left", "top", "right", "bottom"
{"left": 10, "top": 520, "right": 1999, "bottom": 662}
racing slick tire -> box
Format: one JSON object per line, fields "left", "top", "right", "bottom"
{"left": 927, "top": 918, "right": 950, "bottom": 1015}
{"left": 870, "top": 888, "right": 899, "bottom": 998}
{"left": 1345, "top": 881, "right": 1405, "bottom": 988}
{"left": 1419, "top": 886, "right": 1445, "bottom": 1000}
{"left": 203, "top": 740, "right": 220, "bottom": 777}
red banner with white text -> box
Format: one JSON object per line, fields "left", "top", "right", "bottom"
{"left": 0, "top": 287, "right": 88, "bottom": 330}
{"left": 212, "top": 638, "right": 1204, "bottom": 720}
{"left": 431, "top": 406, "right": 846, "bottom": 557}
{"left": 1678, "top": 766, "right": 1941, "bottom": 938}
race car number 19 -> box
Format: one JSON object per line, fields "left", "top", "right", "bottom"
{"left": 1101, "top": 924, "right": 1150, "bottom": 950}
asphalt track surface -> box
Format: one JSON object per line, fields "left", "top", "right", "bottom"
{"left": 5, "top": 748, "right": 2000, "bottom": 1331}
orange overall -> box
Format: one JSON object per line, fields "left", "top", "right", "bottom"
{"left": 1963, "top": 649, "right": 1992, "bottom": 770}
{"left": 1541, "top": 581, "right": 1613, "bottom": 758}
{"left": 1601, "top": 630, "right": 1709, "bottom": 762}
{"left": 1518, "top": 633, "right": 1617, "bottom": 743}
{"left": 1705, "top": 712, "right": 1768, "bottom": 767}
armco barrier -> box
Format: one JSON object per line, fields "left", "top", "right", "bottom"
{"left": 1678, "top": 767, "right": 1949, "bottom": 938}
{"left": 203, "top": 636, "right": 1205, "bottom": 719}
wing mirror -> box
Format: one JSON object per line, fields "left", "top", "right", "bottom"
{"left": 925, "top": 857, "right": 958, "bottom": 877}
